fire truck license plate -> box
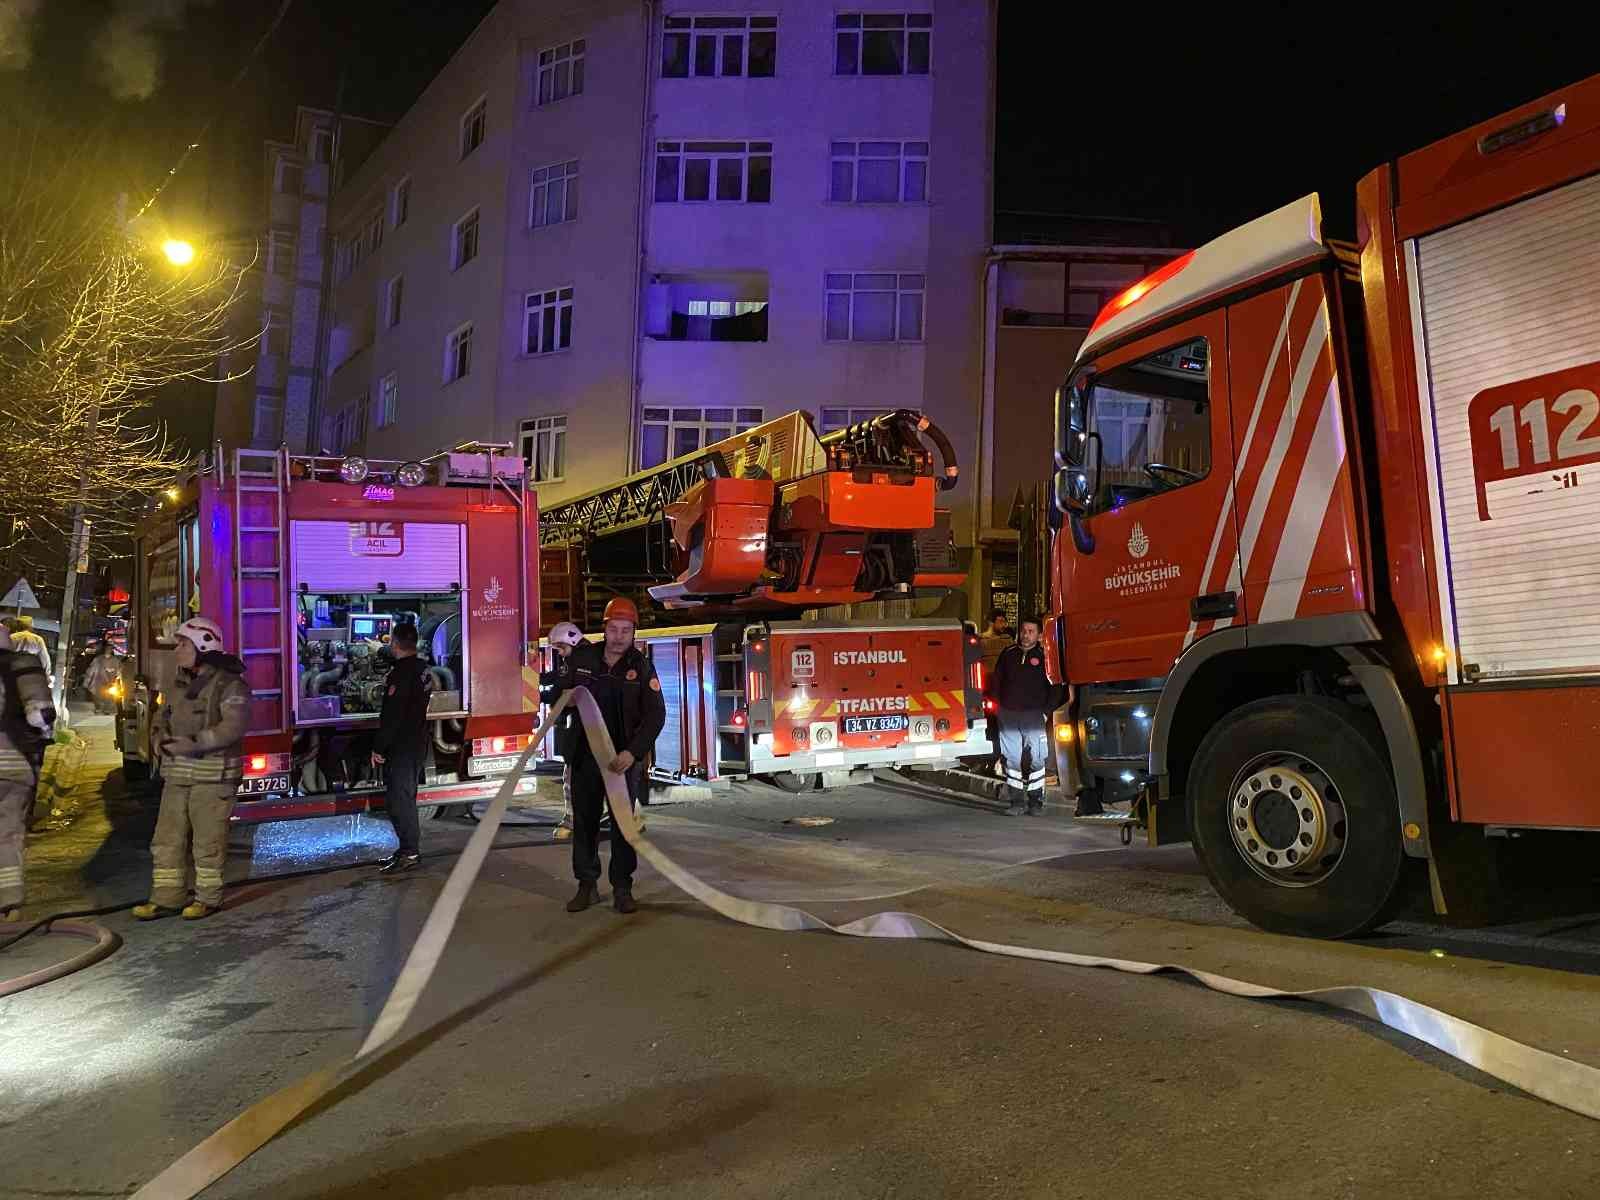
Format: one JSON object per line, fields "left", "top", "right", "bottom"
{"left": 236, "top": 774, "right": 290, "bottom": 796}
{"left": 843, "top": 714, "right": 909, "bottom": 735}
{"left": 468, "top": 755, "right": 520, "bottom": 776}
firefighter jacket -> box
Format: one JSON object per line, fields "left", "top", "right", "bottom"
{"left": 565, "top": 641, "right": 666, "bottom": 766}
{"left": 9, "top": 629, "right": 51, "bottom": 677}
{"left": 0, "top": 649, "right": 52, "bottom": 783}
{"left": 540, "top": 656, "right": 581, "bottom": 759}
{"left": 156, "top": 652, "right": 250, "bottom": 785}
{"left": 986, "top": 643, "right": 1062, "bottom": 716}
{"left": 374, "top": 655, "right": 433, "bottom": 759}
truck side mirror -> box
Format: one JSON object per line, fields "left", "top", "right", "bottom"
{"left": 1053, "top": 467, "right": 1088, "bottom": 517}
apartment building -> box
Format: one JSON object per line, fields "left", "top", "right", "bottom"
{"left": 310, "top": 0, "right": 996, "bottom": 609}
{"left": 214, "top": 107, "right": 388, "bottom": 453}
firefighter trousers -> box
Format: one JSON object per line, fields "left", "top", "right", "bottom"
{"left": 570, "top": 759, "right": 640, "bottom": 889}
{"left": 997, "top": 711, "right": 1048, "bottom": 809}
{"left": 383, "top": 751, "right": 424, "bottom": 855}
{"left": 0, "top": 778, "right": 32, "bottom": 909}
{"left": 150, "top": 781, "right": 237, "bottom": 908}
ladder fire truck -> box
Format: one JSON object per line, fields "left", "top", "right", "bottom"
{"left": 121, "top": 444, "right": 541, "bottom": 822}
{"left": 538, "top": 409, "right": 989, "bottom": 791}
{"left": 1047, "top": 73, "right": 1600, "bottom": 937}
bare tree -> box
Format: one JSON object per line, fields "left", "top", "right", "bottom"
{"left": 0, "top": 115, "right": 256, "bottom": 577}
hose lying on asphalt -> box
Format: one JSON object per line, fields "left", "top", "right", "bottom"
{"left": 129, "top": 688, "right": 1600, "bottom": 1200}
{"left": 0, "top": 919, "right": 122, "bottom": 999}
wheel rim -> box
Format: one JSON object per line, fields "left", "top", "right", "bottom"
{"left": 1225, "top": 751, "right": 1347, "bottom": 888}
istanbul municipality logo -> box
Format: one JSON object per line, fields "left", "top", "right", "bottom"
{"left": 1127, "top": 522, "right": 1150, "bottom": 559}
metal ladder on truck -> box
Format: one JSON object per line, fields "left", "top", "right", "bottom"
{"left": 233, "top": 448, "right": 288, "bottom": 735}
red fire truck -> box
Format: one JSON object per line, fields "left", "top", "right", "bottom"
{"left": 121, "top": 444, "right": 541, "bottom": 821}
{"left": 1047, "top": 74, "right": 1600, "bottom": 936}
{"left": 539, "top": 409, "right": 989, "bottom": 790}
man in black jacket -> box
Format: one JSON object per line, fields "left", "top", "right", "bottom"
{"left": 562, "top": 597, "right": 664, "bottom": 914}
{"left": 984, "top": 616, "right": 1062, "bottom": 817}
{"left": 371, "top": 623, "right": 432, "bottom": 873}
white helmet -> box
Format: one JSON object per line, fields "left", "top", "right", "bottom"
{"left": 175, "top": 617, "right": 225, "bottom": 653}
{"left": 549, "top": 621, "right": 584, "bottom": 647}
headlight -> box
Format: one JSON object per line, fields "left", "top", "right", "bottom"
{"left": 396, "top": 460, "right": 428, "bottom": 487}
{"left": 339, "top": 456, "right": 370, "bottom": 483}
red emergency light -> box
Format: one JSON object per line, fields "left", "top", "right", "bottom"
{"left": 732, "top": 710, "right": 747, "bottom": 728}
{"left": 1088, "top": 251, "right": 1195, "bottom": 336}
{"left": 249, "top": 755, "right": 267, "bottom": 772}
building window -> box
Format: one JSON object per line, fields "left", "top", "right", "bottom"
{"left": 530, "top": 159, "right": 579, "bottom": 228}
{"left": 829, "top": 140, "right": 927, "bottom": 203}
{"left": 519, "top": 415, "right": 567, "bottom": 483}
{"left": 662, "top": 15, "right": 777, "bottom": 78}
{"left": 640, "top": 406, "right": 762, "bottom": 469}
{"left": 524, "top": 287, "right": 574, "bottom": 355}
{"left": 328, "top": 393, "right": 369, "bottom": 453}
{"left": 445, "top": 322, "right": 474, "bottom": 382}
{"left": 274, "top": 158, "right": 302, "bottom": 195}
{"left": 835, "top": 13, "right": 931, "bottom": 76}
{"left": 261, "top": 310, "right": 288, "bottom": 358}
{"left": 309, "top": 126, "right": 333, "bottom": 164}
{"left": 536, "top": 39, "right": 585, "bottom": 105}
{"left": 452, "top": 208, "right": 480, "bottom": 270}
{"left": 266, "top": 231, "right": 296, "bottom": 279}
{"left": 385, "top": 274, "right": 404, "bottom": 329}
{"left": 252, "top": 392, "right": 283, "bottom": 445}
{"left": 819, "top": 406, "right": 891, "bottom": 434}
{"left": 824, "top": 272, "right": 925, "bottom": 342}
{"left": 378, "top": 372, "right": 398, "bottom": 428}
{"left": 460, "top": 97, "right": 487, "bottom": 159}
{"left": 654, "top": 141, "right": 771, "bottom": 203}
{"left": 391, "top": 176, "right": 411, "bottom": 228}
{"left": 365, "top": 210, "right": 383, "bottom": 255}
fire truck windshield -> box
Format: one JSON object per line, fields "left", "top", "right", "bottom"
{"left": 1067, "top": 336, "right": 1211, "bottom": 515}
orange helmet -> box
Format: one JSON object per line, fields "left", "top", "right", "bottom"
{"left": 602, "top": 596, "right": 639, "bottom": 627}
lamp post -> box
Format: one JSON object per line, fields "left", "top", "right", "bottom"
{"left": 53, "top": 206, "right": 198, "bottom": 719}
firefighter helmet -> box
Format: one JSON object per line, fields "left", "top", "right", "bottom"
{"left": 549, "top": 621, "right": 584, "bottom": 647}
{"left": 175, "top": 617, "right": 225, "bottom": 653}
{"left": 602, "top": 597, "right": 639, "bottom": 627}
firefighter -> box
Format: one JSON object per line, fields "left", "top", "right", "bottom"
{"left": 984, "top": 615, "right": 1061, "bottom": 817}
{"left": 562, "top": 597, "right": 664, "bottom": 914}
{"left": 0, "top": 622, "right": 54, "bottom": 921}
{"left": 371, "top": 622, "right": 433, "bottom": 874}
{"left": 539, "top": 621, "right": 586, "bottom": 838}
{"left": 5, "top": 615, "right": 53, "bottom": 683}
{"left": 132, "top": 617, "right": 250, "bottom": 921}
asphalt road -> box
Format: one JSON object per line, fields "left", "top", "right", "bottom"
{"left": 4, "top": 723, "right": 1600, "bottom": 1198}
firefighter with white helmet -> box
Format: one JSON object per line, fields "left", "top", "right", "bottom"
{"left": 132, "top": 616, "right": 251, "bottom": 921}
{"left": 0, "top": 621, "right": 54, "bottom": 921}
{"left": 540, "top": 621, "right": 586, "bottom": 838}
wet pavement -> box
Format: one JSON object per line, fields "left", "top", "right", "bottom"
{"left": 4, "top": 722, "right": 1600, "bottom": 1198}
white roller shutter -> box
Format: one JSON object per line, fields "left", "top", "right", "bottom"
{"left": 1410, "top": 171, "right": 1600, "bottom": 681}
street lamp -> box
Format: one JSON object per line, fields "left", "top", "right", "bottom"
{"left": 162, "top": 239, "right": 196, "bottom": 267}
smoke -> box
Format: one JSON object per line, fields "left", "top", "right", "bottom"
{"left": 0, "top": 0, "right": 45, "bottom": 72}
{"left": 92, "top": 0, "right": 211, "bottom": 101}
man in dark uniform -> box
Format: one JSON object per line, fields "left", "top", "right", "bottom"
{"left": 371, "top": 622, "right": 433, "bottom": 874}
{"left": 562, "top": 596, "right": 664, "bottom": 914}
{"left": 984, "top": 616, "right": 1063, "bottom": 817}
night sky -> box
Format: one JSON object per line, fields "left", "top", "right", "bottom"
{"left": 6, "top": 2, "right": 1600, "bottom": 268}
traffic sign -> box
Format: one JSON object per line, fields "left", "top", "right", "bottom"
{"left": 1, "top": 577, "right": 38, "bottom": 610}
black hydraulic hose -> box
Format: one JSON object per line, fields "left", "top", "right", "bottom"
{"left": 913, "top": 413, "right": 960, "bottom": 492}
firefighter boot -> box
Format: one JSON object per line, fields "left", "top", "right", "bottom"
{"left": 566, "top": 881, "right": 599, "bottom": 912}
{"left": 1, "top": 905, "right": 20, "bottom": 923}
{"left": 182, "top": 901, "right": 221, "bottom": 920}
{"left": 132, "top": 902, "right": 181, "bottom": 920}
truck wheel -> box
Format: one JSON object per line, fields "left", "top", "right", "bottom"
{"left": 1187, "top": 695, "right": 1404, "bottom": 939}
{"left": 767, "top": 771, "right": 818, "bottom": 793}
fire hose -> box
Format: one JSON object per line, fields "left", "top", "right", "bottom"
{"left": 129, "top": 688, "right": 1600, "bottom": 1197}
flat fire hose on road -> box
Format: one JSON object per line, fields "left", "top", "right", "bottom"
{"left": 133, "top": 688, "right": 1600, "bottom": 1198}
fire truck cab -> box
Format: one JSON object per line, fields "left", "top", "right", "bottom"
{"left": 1049, "top": 74, "right": 1600, "bottom": 937}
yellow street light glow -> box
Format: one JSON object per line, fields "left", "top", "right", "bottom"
{"left": 162, "top": 239, "right": 196, "bottom": 266}
{"left": 164, "top": 486, "right": 181, "bottom": 502}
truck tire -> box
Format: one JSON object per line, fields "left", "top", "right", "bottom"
{"left": 767, "top": 771, "right": 818, "bottom": 793}
{"left": 1186, "top": 695, "right": 1404, "bottom": 939}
